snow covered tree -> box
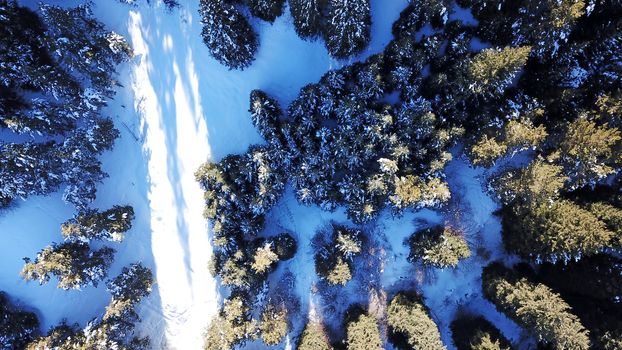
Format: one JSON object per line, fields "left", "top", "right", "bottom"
{"left": 467, "top": 46, "right": 531, "bottom": 96}
{"left": 61, "top": 205, "right": 135, "bottom": 242}
{"left": 559, "top": 117, "right": 621, "bottom": 188}
{"left": 298, "top": 320, "right": 333, "bottom": 350}
{"left": 451, "top": 314, "right": 513, "bottom": 350}
{"left": 251, "top": 243, "right": 280, "bottom": 274}
{"left": 247, "top": 0, "right": 285, "bottom": 23}
{"left": 494, "top": 159, "right": 567, "bottom": 205}
{"left": 27, "top": 263, "right": 153, "bottom": 350}
{"left": 387, "top": 293, "right": 446, "bottom": 350}
{"left": 0, "top": 292, "right": 39, "bottom": 349}
{"left": 289, "top": 0, "right": 323, "bottom": 39}
{"left": 21, "top": 242, "right": 114, "bottom": 290}
{"left": 346, "top": 312, "right": 382, "bottom": 350}
{"left": 323, "top": 0, "right": 371, "bottom": 58}
{"left": 199, "top": 0, "right": 258, "bottom": 69}
{"left": 408, "top": 226, "right": 471, "bottom": 268}
{"left": 482, "top": 263, "right": 590, "bottom": 350}
{"left": 392, "top": 0, "right": 451, "bottom": 39}
{"left": 313, "top": 224, "right": 362, "bottom": 285}
{"left": 204, "top": 296, "right": 258, "bottom": 350}
{"left": 249, "top": 89, "right": 285, "bottom": 149}
{"left": 259, "top": 304, "right": 288, "bottom": 345}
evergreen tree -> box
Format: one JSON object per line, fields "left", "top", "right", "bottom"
{"left": 259, "top": 304, "right": 288, "bottom": 346}
{"left": 538, "top": 254, "right": 622, "bottom": 304}
{"left": 588, "top": 202, "right": 622, "bottom": 247}
{"left": 387, "top": 293, "right": 446, "bottom": 350}
{"left": 61, "top": 205, "right": 135, "bottom": 242}
{"left": 346, "top": 312, "right": 382, "bottom": 350}
{"left": 450, "top": 315, "right": 513, "bottom": 350}
{"left": 408, "top": 226, "right": 471, "bottom": 268}
{"left": 251, "top": 243, "right": 279, "bottom": 274}
{"left": 248, "top": 0, "right": 285, "bottom": 23}
{"left": 0, "top": 292, "right": 39, "bottom": 349}
{"left": 482, "top": 263, "right": 590, "bottom": 350}
{"left": 297, "top": 320, "right": 333, "bottom": 350}
{"left": 199, "top": 0, "right": 258, "bottom": 70}
{"left": 27, "top": 263, "right": 153, "bottom": 350}
{"left": 313, "top": 224, "right": 362, "bottom": 285}
{"left": 289, "top": 0, "right": 323, "bottom": 39}
{"left": 204, "top": 296, "right": 258, "bottom": 350}
{"left": 323, "top": 0, "right": 371, "bottom": 59}
{"left": 471, "top": 135, "right": 508, "bottom": 167}
{"left": 467, "top": 46, "right": 531, "bottom": 96}
{"left": 21, "top": 242, "right": 115, "bottom": 290}
{"left": 559, "top": 117, "right": 621, "bottom": 188}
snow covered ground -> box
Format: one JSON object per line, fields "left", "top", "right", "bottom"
{"left": 0, "top": 0, "right": 537, "bottom": 349}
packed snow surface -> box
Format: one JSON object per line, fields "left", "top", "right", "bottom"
{"left": 0, "top": 0, "right": 533, "bottom": 349}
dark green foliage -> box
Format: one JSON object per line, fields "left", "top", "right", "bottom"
{"left": 451, "top": 315, "right": 513, "bottom": 350}
{"left": 288, "top": 0, "right": 323, "bottom": 39}
{"left": 387, "top": 293, "right": 446, "bottom": 350}
{"left": 21, "top": 242, "right": 115, "bottom": 290}
{"left": 248, "top": 0, "right": 286, "bottom": 23}
{"left": 408, "top": 226, "right": 471, "bottom": 268}
{"left": 482, "top": 263, "right": 590, "bottom": 350}
{"left": 392, "top": 0, "right": 451, "bottom": 38}
{"left": 0, "top": 292, "right": 39, "bottom": 349}
{"left": 270, "top": 233, "right": 297, "bottom": 260}
{"left": 538, "top": 254, "right": 622, "bottom": 304}
{"left": 199, "top": 0, "right": 258, "bottom": 70}
{"left": 323, "top": 0, "right": 371, "bottom": 59}
{"left": 297, "top": 320, "right": 333, "bottom": 350}
{"left": 61, "top": 205, "right": 135, "bottom": 242}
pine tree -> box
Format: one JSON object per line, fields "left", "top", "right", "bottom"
{"left": 408, "top": 226, "right": 471, "bottom": 268}
{"left": 505, "top": 199, "right": 614, "bottom": 261}
{"left": 323, "top": 0, "right": 371, "bottom": 59}
{"left": 588, "top": 202, "right": 622, "bottom": 247}
{"left": 204, "top": 296, "right": 258, "bottom": 350}
{"left": 61, "top": 205, "right": 135, "bottom": 242}
{"left": 494, "top": 159, "right": 567, "bottom": 205}
{"left": 199, "top": 0, "right": 258, "bottom": 70}
{"left": 0, "top": 292, "right": 39, "bottom": 349}
{"left": 27, "top": 263, "right": 153, "bottom": 350}
{"left": 538, "top": 254, "right": 622, "bottom": 304}
{"left": 247, "top": 0, "right": 285, "bottom": 23}
{"left": 259, "top": 304, "right": 288, "bottom": 345}
{"left": 559, "top": 117, "right": 621, "bottom": 188}
{"left": 288, "top": 0, "right": 323, "bottom": 39}
{"left": 468, "top": 46, "right": 531, "bottom": 96}
{"left": 451, "top": 315, "right": 513, "bottom": 350}
{"left": 346, "top": 313, "right": 382, "bottom": 350}
{"left": 482, "top": 263, "right": 590, "bottom": 350}
{"left": 387, "top": 293, "right": 446, "bottom": 350}
{"left": 21, "top": 242, "right": 115, "bottom": 290}
{"left": 297, "top": 320, "right": 333, "bottom": 350}
{"left": 471, "top": 135, "right": 508, "bottom": 167}
{"left": 251, "top": 243, "right": 279, "bottom": 274}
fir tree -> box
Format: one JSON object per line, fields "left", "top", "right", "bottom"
{"left": 387, "top": 293, "right": 446, "bottom": 350}
{"left": 450, "top": 315, "right": 513, "bottom": 350}
{"left": 21, "top": 242, "right": 115, "bottom": 290}
{"left": 204, "top": 296, "right": 258, "bottom": 350}
{"left": 199, "top": 0, "right": 258, "bottom": 70}
{"left": 247, "top": 0, "right": 285, "bottom": 23}
{"left": 259, "top": 304, "right": 288, "bottom": 346}
{"left": 559, "top": 117, "right": 621, "bottom": 188}
{"left": 346, "top": 312, "right": 382, "bottom": 350}
{"left": 0, "top": 292, "right": 39, "bottom": 349}
{"left": 297, "top": 320, "right": 333, "bottom": 350}
{"left": 323, "top": 0, "right": 371, "bottom": 59}
{"left": 288, "top": 0, "right": 323, "bottom": 39}
{"left": 467, "top": 46, "right": 531, "bottom": 96}
{"left": 61, "top": 205, "right": 135, "bottom": 242}
{"left": 408, "top": 226, "right": 471, "bottom": 268}
{"left": 482, "top": 263, "right": 590, "bottom": 350}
